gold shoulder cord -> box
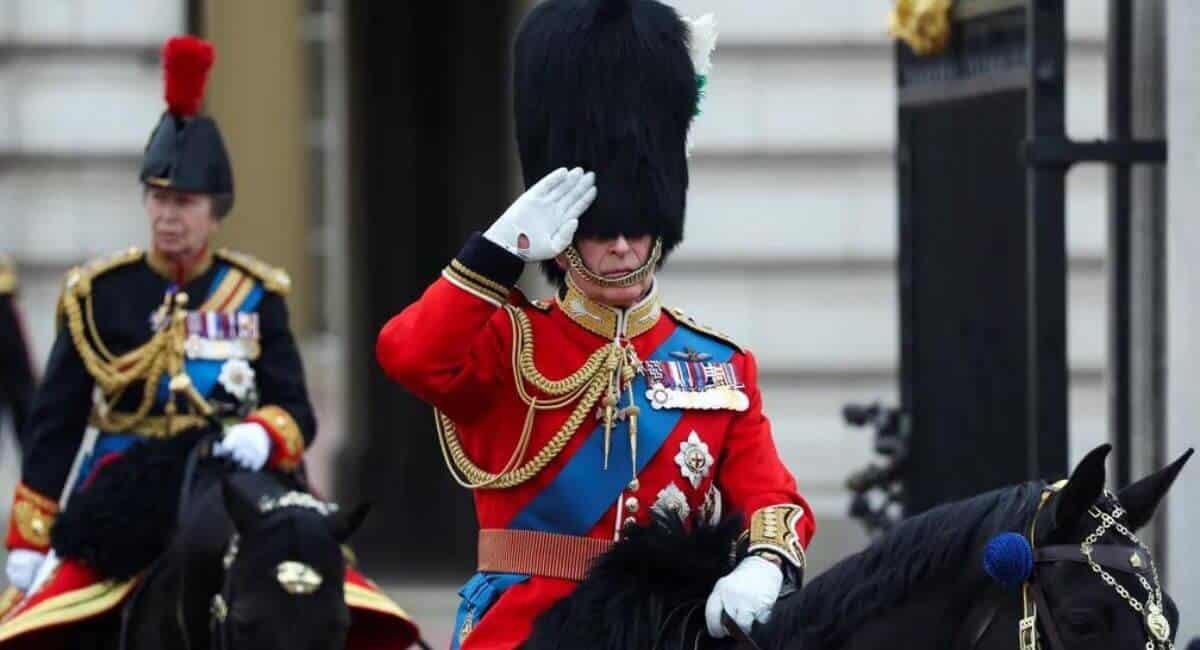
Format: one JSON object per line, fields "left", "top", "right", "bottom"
{"left": 436, "top": 305, "right": 637, "bottom": 490}
{"left": 61, "top": 264, "right": 212, "bottom": 436}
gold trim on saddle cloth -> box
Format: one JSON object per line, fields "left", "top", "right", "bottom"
{"left": 476, "top": 529, "right": 614, "bottom": 582}
{"left": 0, "top": 576, "right": 139, "bottom": 642}
{"left": 344, "top": 582, "right": 413, "bottom": 621}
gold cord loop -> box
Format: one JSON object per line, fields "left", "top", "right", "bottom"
{"left": 437, "top": 305, "right": 642, "bottom": 490}
{"left": 62, "top": 283, "right": 209, "bottom": 437}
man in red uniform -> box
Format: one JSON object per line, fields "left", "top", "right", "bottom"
{"left": 377, "top": 1, "right": 815, "bottom": 647}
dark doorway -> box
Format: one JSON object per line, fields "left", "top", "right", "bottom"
{"left": 341, "top": 1, "right": 519, "bottom": 579}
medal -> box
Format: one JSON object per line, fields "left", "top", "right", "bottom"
{"left": 674, "top": 432, "right": 714, "bottom": 488}
{"left": 643, "top": 361, "right": 749, "bottom": 411}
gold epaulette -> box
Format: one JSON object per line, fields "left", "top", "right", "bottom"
{"left": 0, "top": 256, "right": 16, "bottom": 295}
{"left": 63, "top": 247, "right": 145, "bottom": 299}
{"left": 216, "top": 249, "right": 292, "bottom": 295}
{"left": 664, "top": 306, "right": 745, "bottom": 353}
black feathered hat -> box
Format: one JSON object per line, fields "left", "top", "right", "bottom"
{"left": 514, "top": 0, "right": 702, "bottom": 281}
{"left": 139, "top": 36, "right": 235, "bottom": 218}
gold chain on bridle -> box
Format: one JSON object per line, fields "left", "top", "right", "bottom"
{"left": 1020, "top": 484, "right": 1173, "bottom": 650}
{"left": 436, "top": 305, "right": 641, "bottom": 490}
{"left": 1081, "top": 496, "right": 1172, "bottom": 650}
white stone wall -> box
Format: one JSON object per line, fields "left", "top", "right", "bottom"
{"left": 0, "top": 0, "right": 184, "bottom": 557}
{"left": 659, "top": 0, "right": 1111, "bottom": 568}
{"left": 0, "top": 1, "right": 184, "bottom": 359}
{"left": 1166, "top": 0, "right": 1200, "bottom": 640}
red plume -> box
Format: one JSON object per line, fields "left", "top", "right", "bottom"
{"left": 162, "top": 36, "right": 215, "bottom": 117}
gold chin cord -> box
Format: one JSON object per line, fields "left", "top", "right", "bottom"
{"left": 563, "top": 238, "right": 662, "bottom": 289}
{"left": 436, "top": 305, "right": 643, "bottom": 490}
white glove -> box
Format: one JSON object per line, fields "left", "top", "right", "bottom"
{"left": 213, "top": 422, "right": 272, "bottom": 471}
{"left": 705, "top": 554, "right": 783, "bottom": 638}
{"left": 6, "top": 549, "right": 46, "bottom": 592}
{"left": 483, "top": 167, "right": 597, "bottom": 262}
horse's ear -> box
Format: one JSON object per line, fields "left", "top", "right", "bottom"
{"left": 221, "top": 474, "right": 261, "bottom": 533}
{"left": 1117, "top": 448, "right": 1193, "bottom": 531}
{"left": 1051, "top": 444, "right": 1111, "bottom": 533}
{"left": 329, "top": 503, "right": 370, "bottom": 543}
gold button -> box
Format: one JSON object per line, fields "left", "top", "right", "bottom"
{"left": 624, "top": 497, "right": 639, "bottom": 513}
{"left": 31, "top": 519, "right": 45, "bottom": 535}
{"left": 627, "top": 478, "right": 640, "bottom": 492}
{"left": 623, "top": 516, "right": 637, "bottom": 528}
{"left": 175, "top": 292, "right": 190, "bottom": 306}
{"left": 276, "top": 417, "right": 287, "bottom": 427}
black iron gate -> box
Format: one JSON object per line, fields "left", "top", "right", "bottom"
{"left": 887, "top": 0, "right": 1165, "bottom": 519}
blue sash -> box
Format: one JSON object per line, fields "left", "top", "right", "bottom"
{"left": 451, "top": 323, "right": 735, "bottom": 644}
{"left": 155, "top": 264, "right": 265, "bottom": 403}
{"left": 508, "top": 325, "right": 736, "bottom": 534}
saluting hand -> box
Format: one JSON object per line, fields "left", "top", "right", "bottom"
{"left": 483, "top": 167, "right": 597, "bottom": 262}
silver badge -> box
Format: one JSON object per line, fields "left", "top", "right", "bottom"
{"left": 652, "top": 482, "right": 691, "bottom": 520}
{"left": 674, "top": 432, "right": 714, "bottom": 489}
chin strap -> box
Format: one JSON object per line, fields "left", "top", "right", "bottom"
{"left": 563, "top": 238, "right": 662, "bottom": 288}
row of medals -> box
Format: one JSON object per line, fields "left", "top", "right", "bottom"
{"left": 645, "top": 382, "right": 749, "bottom": 412}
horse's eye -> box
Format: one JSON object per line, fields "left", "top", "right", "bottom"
{"left": 1062, "top": 609, "right": 1106, "bottom": 639}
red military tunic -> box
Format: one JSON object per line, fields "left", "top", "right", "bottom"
{"left": 377, "top": 234, "right": 814, "bottom": 649}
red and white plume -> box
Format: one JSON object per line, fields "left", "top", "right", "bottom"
{"left": 162, "top": 36, "right": 215, "bottom": 117}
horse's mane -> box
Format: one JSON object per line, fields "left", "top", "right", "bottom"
{"left": 525, "top": 515, "right": 742, "bottom": 650}
{"left": 759, "top": 481, "right": 1044, "bottom": 647}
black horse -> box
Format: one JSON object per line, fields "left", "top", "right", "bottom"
{"left": 526, "top": 444, "right": 1189, "bottom": 650}
{"left": 45, "top": 435, "right": 370, "bottom": 650}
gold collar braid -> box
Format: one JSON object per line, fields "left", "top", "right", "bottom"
{"left": 436, "top": 305, "right": 645, "bottom": 490}
{"left": 556, "top": 274, "right": 662, "bottom": 340}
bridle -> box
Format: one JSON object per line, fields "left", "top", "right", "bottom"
{"left": 209, "top": 492, "right": 338, "bottom": 650}
{"left": 961, "top": 482, "right": 1173, "bottom": 650}
{"left": 111, "top": 426, "right": 334, "bottom": 650}
{"left": 208, "top": 532, "right": 238, "bottom": 650}
{"left": 646, "top": 600, "right": 765, "bottom": 650}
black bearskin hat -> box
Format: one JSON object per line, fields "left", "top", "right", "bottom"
{"left": 140, "top": 36, "right": 235, "bottom": 217}
{"left": 514, "top": 0, "right": 698, "bottom": 281}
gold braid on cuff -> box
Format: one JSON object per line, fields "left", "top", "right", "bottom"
{"left": 748, "top": 504, "right": 808, "bottom": 570}
{"left": 563, "top": 238, "right": 662, "bottom": 289}
{"left": 250, "top": 405, "right": 305, "bottom": 470}
{"left": 11, "top": 483, "right": 58, "bottom": 549}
